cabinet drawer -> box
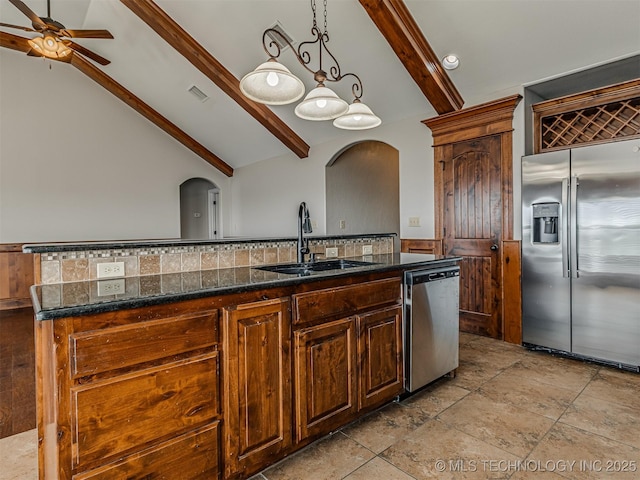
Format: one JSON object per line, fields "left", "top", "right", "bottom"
{"left": 292, "top": 278, "right": 401, "bottom": 325}
{"left": 70, "top": 311, "right": 218, "bottom": 377}
{"left": 74, "top": 422, "right": 220, "bottom": 480}
{"left": 72, "top": 352, "right": 219, "bottom": 469}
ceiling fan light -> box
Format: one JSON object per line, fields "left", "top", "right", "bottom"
{"left": 294, "top": 84, "right": 349, "bottom": 121}
{"left": 28, "top": 34, "right": 71, "bottom": 59}
{"left": 333, "top": 100, "right": 381, "bottom": 130}
{"left": 240, "top": 59, "right": 305, "bottom": 105}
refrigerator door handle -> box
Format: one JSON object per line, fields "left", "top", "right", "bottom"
{"left": 562, "top": 177, "right": 570, "bottom": 278}
{"left": 570, "top": 175, "right": 579, "bottom": 278}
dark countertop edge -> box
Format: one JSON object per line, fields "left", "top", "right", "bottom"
{"left": 32, "top": 255, "right": 460, "bottom": 321}
{"left": 23, "top": 233, "right": 397, "bottom": 253}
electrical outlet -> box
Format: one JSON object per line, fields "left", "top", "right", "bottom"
{"left": 362, "top": 245, "right": 373, "bottom": 255}
{"left": 325, "top": 247, "right": 338, "bottom": 258}
{"left": 408, "top": 216, "right": 421, "bottom": 227}
{"left": 339, "top": 220, "right": 346, "bottom": 229}
{"left": 97, "top": 261, "right": 125, "bottom": 279}
{"left": 97, "top": 279, "right": 125, "bottom": 296}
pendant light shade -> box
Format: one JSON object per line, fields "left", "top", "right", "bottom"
{"left": 333, "top": 100, "right": 382, "bottom": 130}
{"left": 239, "top": 59, "right": 305, "bottom": 105}
{"left": 240, "top": 1, "right": 380, "bottom": 129}
{"left": 294, "top": 84, "right": 349, "bottom": 121}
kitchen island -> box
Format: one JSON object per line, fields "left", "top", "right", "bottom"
{"left": 28, "top": 237, "right": 458, "bottom": 480}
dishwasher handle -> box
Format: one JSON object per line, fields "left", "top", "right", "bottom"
{"left": 405, "top": 266, "right": 460, "bottom": 286}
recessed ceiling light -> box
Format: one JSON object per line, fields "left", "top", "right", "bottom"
{"left": 442, "top": 54, "right": 460, "bottom": 70}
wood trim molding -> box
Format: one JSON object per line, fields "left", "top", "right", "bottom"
{"left": 0, "top": 31, "right": 234, "bottom": 177}
{"left": 358, "top": 0, "right": 463, "bottom": 114}
{"left": 532, "top": 78, "right": 640, "bottom": 116}
{"left": 400, "top": 238, "right": 442, "bottom": 255}
{"left": 423, "top": 94, "right": 522, "bottom": 146}
{"left": 501, "top": 240, "right": 522, "bottom": 345}
{"left": 0, "top": 243, "right": 35, "bottom": 311}
{"left": 121, "top": 0, "right": 310, "bottom": 160}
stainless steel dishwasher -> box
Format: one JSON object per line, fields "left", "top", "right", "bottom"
{"left": 404, "top": 265, "right": 460, "bottom": 392}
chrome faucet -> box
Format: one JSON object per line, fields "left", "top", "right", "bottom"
{"left": 297, "top": 202, "right": 312, "bottom": 263}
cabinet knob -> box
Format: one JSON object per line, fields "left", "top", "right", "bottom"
{"left": 490, "top": 244, "right": 498, "bottom": 251}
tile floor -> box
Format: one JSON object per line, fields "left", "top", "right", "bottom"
{"left": 2, "top": 333, "right": 639, "bottom": 479}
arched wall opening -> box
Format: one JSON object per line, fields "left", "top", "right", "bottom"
{"left": 325, "top": 141, "right": 400, "bottom": 251}
{"left": 180, "top": 178, "right": 221, "bottom": 239}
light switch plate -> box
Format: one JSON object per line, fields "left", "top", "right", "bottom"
{"left": 408, "top": 216, "right": 421, "bottom": 227}
{"left": 97, "top": 261, "right": 125, "bottom": 279}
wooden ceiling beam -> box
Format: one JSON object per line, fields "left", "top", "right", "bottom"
{"left": 358, "top": 0, "right": 464, "bottom": 114}
{"left": 121, "top": 0, "right": 310, "bottom": 159}
{"left": 0, "top": 30, "right": 234, "bottom": 177}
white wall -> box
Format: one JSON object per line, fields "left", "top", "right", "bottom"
{"left": 230, "top": 114, "right": 437, "bottom": 239}
{"left": 0, "top": 50, "right": 230, "bottom": 243}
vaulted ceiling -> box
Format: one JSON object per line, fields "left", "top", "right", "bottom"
{"left": 2, "top": 0, "right": 639, "bottom": 177}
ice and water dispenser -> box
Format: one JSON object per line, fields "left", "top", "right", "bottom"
{"left": 532, "top": 203, "right": 559, "bottom": 244}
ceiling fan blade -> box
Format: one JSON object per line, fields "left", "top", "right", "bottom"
{"left": 63, "top": 40, "right": 110, "bottom": 65}
{"left": 8, "top": 0, "right": 47, "bottom": 29}
{"left": 61, "top": 29, "right": 113, "bottom": 39}
{"left": 0, "top": 22, "right": 37, "bottom": 33}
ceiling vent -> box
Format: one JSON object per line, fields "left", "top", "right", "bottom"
{"left": 265, "top": 21, "right": 294, "bottom": 51}
{"left": 188, "top": 84, "right": 209, "bottom": 103}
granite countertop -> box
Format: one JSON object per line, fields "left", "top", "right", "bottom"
{"left": 22, "top": 233, "right": 396, "bottom": 253}
{"left": 31, "top": 253, "right": 460, "bottom": 321}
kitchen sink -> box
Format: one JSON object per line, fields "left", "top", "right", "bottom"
{"left": 255, "top": 259, "right": 377, "bottom": 275}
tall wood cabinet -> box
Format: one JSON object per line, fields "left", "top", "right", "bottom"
{"left": 423, "top": 95, "right": 522, "bottom": 343}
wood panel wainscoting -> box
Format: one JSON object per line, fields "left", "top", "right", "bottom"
{"left": 0, "top": 243, "right": 37, "bottom": 438}
{"left": 423, "top": 95, "right": 522, "bottom": 344}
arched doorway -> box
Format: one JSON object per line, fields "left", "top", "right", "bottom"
{"left": 180, "top": 178, "right": 221, "bottom": 239}
{"left": 325, "top": 141, "right": 400, "bottom": 251}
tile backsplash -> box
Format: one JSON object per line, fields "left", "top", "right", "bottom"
{"left": 38, "top": 237, "right": 393, "bottom": 285}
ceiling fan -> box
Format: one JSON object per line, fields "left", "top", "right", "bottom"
{"left": 0, "top": 0, "right": 112, "bottom": 65}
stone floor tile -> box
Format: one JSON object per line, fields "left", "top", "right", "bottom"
{"left": 400, "top": 379, "right": 470, "bottom": 417}
{"left": 381, "top": 418, "right": 520, "bottom": 479}
{"left": 262, "top": 432, "right": 375, "bottom": 480}
{"left": 446, "top": 359, "right": 505, "bottom": 391}
{"left": 459, "top": 341, "right": 523, "bottom": 370}
{"left": 508, "top": 353, "right": 599, "bottom": 392}
{"left": 579, "top": 368, "right": 640, "bottom": 410}
{"left": 0, "top": 428, "right": 37, "bottom": 480}
{"left": 527, "top": 423, "right": 640, "bottom": 480}
{"left": 559, "top": 393, "right": 640, "bottom": 449}
{"left": 478, "top": 368, "right": 578, "bottom": 420}
{"left": 343, "top": 457, "right": 415, "bottom": 480}
{"left": 341, "top": 402, "right": 430, "bottom": 454}
{"left": 437, "top": 392, "right": 556, "bottom": 457}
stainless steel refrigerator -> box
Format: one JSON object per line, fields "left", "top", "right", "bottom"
{"left": 522, "top": 139, "right": 640, "bottom": 369}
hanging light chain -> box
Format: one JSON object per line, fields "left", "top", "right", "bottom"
{"left": 323, "top": 0, "right": 328, "bottom": 36}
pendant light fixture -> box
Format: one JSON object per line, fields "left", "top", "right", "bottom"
{"left": 240, "top": 0, "right": 380, "bottom": 129}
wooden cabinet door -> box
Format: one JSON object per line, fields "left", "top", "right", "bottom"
{"left": 357, "top": 305, "right": 403, "bottom": 410}
{"left": 223, "top": 298, "right": 292, "bottom": 479}
{"left": 442, "top": 136, "right": 503, "bottom": 338}
{"left": 294, "top": 318, "right": 358, "bottom": 441}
